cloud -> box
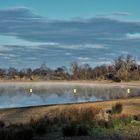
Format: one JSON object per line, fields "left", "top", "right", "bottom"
{"left": 77, "top": 57, "right": 90, "bottom": 60}
{"left": 0, "top": 35, "right": 58, "bottom": 47}
{"left": 126, "top": 33, "right": 140, "bottom": 39}
{"left": 112, "top": 12, "right": 131, "bottom": 16}
{"left": 53, "top": 44, "right": 107, "bottom": 50}
{"left": 0, "top": 7, "right": 140, "bottom": 45}
{"left": 0, "top": 7, "right": 140, "bottom": 68}
{"left": 0, "top": 7, "right": 40, "bottom": 19}
{"left": 65, "top": 52, "right": 72, "bottom": 56}
{"left": 81, "top": 44, "right": 107, "bottom": 49}
{"left": 0, "top": 45, "right": 13, "bottom": 51}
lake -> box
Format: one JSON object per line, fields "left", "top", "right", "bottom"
{"left": 0, "top": 82, "right": 140, "bottom": 108}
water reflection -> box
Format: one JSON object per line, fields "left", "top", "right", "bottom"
{"left": 0, "top": 83, "right": 140, "bottom": 108}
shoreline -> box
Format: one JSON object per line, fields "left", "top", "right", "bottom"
{"left": 0, "top": 96, "right": 140, "bottom": 124}
{"left": 0, "top": 95, "right": 139, "bottom": 110}
{"left": 0, "top": 80, "right": 140, "bottom": 87}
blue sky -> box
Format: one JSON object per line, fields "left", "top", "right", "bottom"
{"left": 0, "top": 0, "right": 140, "bottom": 68}
{"left": 0, "top": 0, "right": 140, "bottom": 20}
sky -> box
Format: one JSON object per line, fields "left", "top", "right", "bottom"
{"left": 0, "top": 0, "right": 140, "bottom": 68}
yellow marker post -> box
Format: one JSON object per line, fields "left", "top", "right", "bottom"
{"left": 127, "top": 88, "right": 131, "bottom": 94}
{"left": 29, "top": 88, "right": 33, "bottom": 93}
{"left": 73, "top": 89, "right": 77, "bottom": 94}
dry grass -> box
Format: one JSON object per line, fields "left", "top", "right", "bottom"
{"left": 43, "top": 105, "right": 102, "bottom": 125}
{"left": 0, "top": 102, "right": 140, "bottom": 139}
{"left": 0, "top": 97, "right": 140, "bottom": 124}
{"left": 111, "top": 114, "right": 132, "bottom": 120}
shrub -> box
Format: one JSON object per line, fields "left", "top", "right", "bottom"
{"left": 133, "top": 113, "right": 140, "bottom": 121}
{"left": 0, "top": 126, "right": 33, "bottom": 140}
{"left": 78, "top": 106, "right": 101, "bottom": 124}
{"left": 12, "top": 126, "right": 33, "bottom": 140}
{"left": 97, "top": 119, "right": 114, "bottom": 129}
{"left": 77, "top": 125, "right": 89, "bottom": 136}
{"left": 62, "top": 122, "right": 89, "bottom": 137}
{"left": 104, "top": 121, "right": 114, "bottom": 129}
{"left": 62, "top": 122, "right": 77, "bottom": 136}
{"left": 0, "top": 120, "right": 5, "bottom": 128}
{"left": 0, "top": 129, "right": 6, "bottom": 140}
{"left": 112, "top": 102, "right": 123, "bottom": 114}
{"left": 30, "top": 118, "right": 47, "bottom": 135}
{"left": 58, "top": 105, "right": 102, "bottom": 125}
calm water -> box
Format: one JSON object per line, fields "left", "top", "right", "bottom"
{"left": 0, "top": 83, "right": 140, "bottom": 108}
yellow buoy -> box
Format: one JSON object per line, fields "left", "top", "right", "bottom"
{"left": 73, "top": 89, "right": 77, "bottom": 94}
{"left": 29, "top": 88, "right": 33, "bottom": 93}
{"left": 127, "top": 88, "right": 130, "bottom": 94}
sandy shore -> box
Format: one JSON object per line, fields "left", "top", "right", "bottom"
{"left": 0, "top": 80, "right": 140, "bottom": 88}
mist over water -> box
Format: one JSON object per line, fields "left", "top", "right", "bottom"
{"left": 0, "top": 82, "right": 140, "bottom": 108}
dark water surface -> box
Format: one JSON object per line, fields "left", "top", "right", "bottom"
{"left": 0, "top": 82, "right": 140, "bottom": 108}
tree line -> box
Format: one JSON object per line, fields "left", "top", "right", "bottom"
{"left": 0, "top": 55, "right": 140, "bottom": 82}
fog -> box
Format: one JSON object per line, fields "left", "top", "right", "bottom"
{"left": 0, "top": 82, "right": 140, "bottom": 108}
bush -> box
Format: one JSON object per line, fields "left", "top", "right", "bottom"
{"left": 78, "top": 125, "right": 89, "bottom": 136}
{"left": 12, "top": 126, "right": 33, "bottom": 140}
{"left": 62, "top": 122, "right": 77, "bottom": 136}
{"left": 0, "top": 129, "right": 6, "bottom": 140}
{"left": 104, "top": 121, "right": 114, "bottom": 129}
{"left": 58, "top": 105, "right": 102, "bottom": 125}
{"left": 0, "top": 120, "right": 5, "bottom": 128}
{"left": 133, "top": 113, "right": 140, "bottom": 121}
{"left": 62, "top": 122, "right": 89, "bottom": 137}
{"left": 112, "top": 103, "right": 123, "bottom": 114}
{"left": 97, "top": 119, "right": 114, "bottom": 129}
{"left": 78, "top": 106, "right": 101, "bottom": 124}
{"left": 30, "top": 118, "right": 47, "bottom": 135}
{"left": 0, "top": 126, "right": 33, "bottom": 140}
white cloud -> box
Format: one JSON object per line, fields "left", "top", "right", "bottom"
{"left": 112, "top": 12, "right": 131, "bottom": 16}
{"left": 121, "top": 51, "right": 129, "bottom": 54}
{"left": 27, "top": 57, "right": 37, "bottom": 60}
{"left": 0, "top": 45, "right": 13, "bottom": 51}
{"left": 98, "top": 57, "right": 106, "bottom": 60}
{"left": 0, "top": 53, "right": 18, "bottom": 59}
{"left": 65, "top": 52, "right": 72, "bottom": 56}
{"left": 77, "top": 57, "right": 90, "bottom": 60}
{"left": 79, "top": 61, "right": 89, "bottom": 65}
{"left": 3, "top": 56, "right": 11, "bottom": 59}
{"left": 126, "top": 33, "right": 140, "bottom": 39}
{"left": 0, "top": 35, "right": 58, "bottom": 47}
{"left": 81, "top": 44, "right": 107, "bottom": 49}
{"left": 57, "top": 44, "right": 107, "bottom": 50}
{"left": 96, "top": 61, "right": 111, "bottom": 65}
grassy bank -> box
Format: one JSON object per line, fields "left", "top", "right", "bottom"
{"left": 0, "top": 96, "right": 140, "bottom": 124}
{"left": 0, "top": 97, "right": 140, "bottom": 139}
{"left": 0, "top": 102, "right": 140, "bottom": 140}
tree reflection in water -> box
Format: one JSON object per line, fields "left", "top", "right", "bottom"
{"left": 0, "top": 83, "right": 140, "bottom": 108}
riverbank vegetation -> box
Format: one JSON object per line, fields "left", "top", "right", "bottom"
{"left": 0, "top": 103, "right": 140, "bottom": 140}
{"left": 0, "top": 55, "right": 140, "bottom": 82}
